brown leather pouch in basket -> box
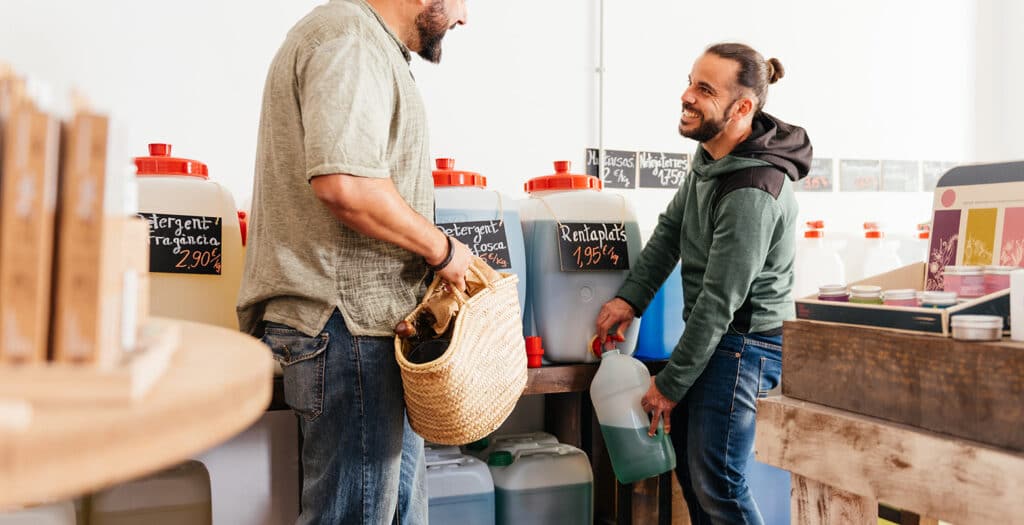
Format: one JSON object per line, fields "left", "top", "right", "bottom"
{"left": 394, "top": 256, "right": 527, "bottom": 445}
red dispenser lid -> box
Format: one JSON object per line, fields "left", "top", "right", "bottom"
{"left": 135, "top": 143, "right": 209, "bottom": 179}
{"left": 525, "top": 161, "right": 602, "bottom": 193}
{"left": 432, "top": 158, "right": 487, "bottom": 188}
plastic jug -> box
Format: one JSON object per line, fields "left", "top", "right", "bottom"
{"left": 793, "top": 220, "right": 846, "bottom": 299}
{"left": 520, "top": 161, "right": 642, "bottom": 362}
{"left": 899, "top": 222, "right": 931, "bottom": 265}
{"left": 859, "top": 223, "right": 903, "bottom": 280}
{"left": 467, "top": 431, "right": 560, "bottom": 460}
{"left": 433, "top": 159, "right": 528, "bottom": 332}
{"left": 426, "top": 451, "right": 495, "bottom": 525}
{"left": 91, "top": 461, "right": 212, "bottom": 525}
{"left": 487, "top": 444, "right": 592, "bottom": 525}
{"left": 0, "top": 501, "right": 75, "bottom": 525}
{"left": 135, "top": 144, "right": 243, "bottom": 330}
{"left": 634, "top": 263, "right": 683, "bottom": 361}
{"left": 589, "top": 348, "right": 676, "bottom": 484}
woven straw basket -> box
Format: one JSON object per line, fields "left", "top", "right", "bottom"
{"left": 395, "top": 258, "right": 527, "bottom": 445}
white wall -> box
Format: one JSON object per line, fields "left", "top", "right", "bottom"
{"left": 0, "top": 0, "right": 1008, "bottom": 239}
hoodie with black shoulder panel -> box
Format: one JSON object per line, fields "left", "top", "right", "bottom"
{"left": 615, "top": 112, "right": 812, "bottom": 402}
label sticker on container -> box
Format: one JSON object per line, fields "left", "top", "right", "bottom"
{"left": 436, "top": 220, "right": 512, "bottom": 270}
{"left": 138, "top": 212, "right": 223, "bottom": 275}
{"left": 556, "top": 222, "right": 630, "bottom": 271}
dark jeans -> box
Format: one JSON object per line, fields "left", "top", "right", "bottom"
{"left": 671, "top": 332, "right": 783, "bottom": 525}
{"left": 261, "top": 310, "right": 427, "bottom": 525}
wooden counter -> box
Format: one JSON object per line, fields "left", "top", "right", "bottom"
{"left": 0, "top": 319, "right": 273, "bottom": 510}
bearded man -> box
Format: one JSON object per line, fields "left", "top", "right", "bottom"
{"left": 238, "top": 1, "right": 470, "bottom": 523}
{"left": 596, "top": 42, "right": 812, "bottom": 525}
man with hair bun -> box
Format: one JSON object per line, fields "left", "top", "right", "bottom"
{"left": 596, "top": 42, "right": 812, "bottom": 524}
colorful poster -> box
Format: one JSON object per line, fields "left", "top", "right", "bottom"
{"left": 927, "top": 209, "right": 961, "bottom": 290}
{"left": 1000, "top": 207, "right": 1024, "bottom": 267}
{"left": 964, "top": 208, "right": 998, "bottom": 266}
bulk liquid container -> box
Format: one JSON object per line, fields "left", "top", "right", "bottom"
{"left": 90, "top": 461, "right": 212, "bottom": 525}
{"left": 425, "top": 450, "right": 496, "bottom": 525}
{"left": 794, "top": 220, "right": 846, "bottom": 299}
{"left": 432, "top": 158, "right": 527, "bottom": 331}
{"left": 520, "top": 161, "right": 642, "bottom": 362}
{"left": 487, "top": 444, "right": 592, "bottom": 525}
{"left": 856, "top": 223, "right": 902, "bottom": 282}
{"left": 634, "top": 263, "right": 683, "bottom": 361}
{"left": 590, "top": 348, "right": 675, "bottom": 483}
{"left": 134, "top": 144, "right": 243, "bottom": 330}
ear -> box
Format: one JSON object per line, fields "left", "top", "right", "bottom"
{"left": 731, "top": 97, "right": 755, "bottom": 120}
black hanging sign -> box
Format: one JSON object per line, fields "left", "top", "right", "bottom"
{"left": 638, "top": 151, "right": 688, "bottom": 188}
{"left": 585, "top": 148, "right": 637, "bottom": 189}
{"left": 436, "top": 220, "right": 512, "bottom": 270}
{"left": 556, "top": 222, "right": 630, "bottom": 271}
{"left": 138, "top": 212, "right": 223, "bottom": 275}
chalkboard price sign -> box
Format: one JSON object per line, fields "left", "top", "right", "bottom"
{"left": 839, "top": 159, "right": 882, "bottom": 192}
{"left": 436, "top": 220, "right": 512, "bottom": 270}
{"left": 638, "top": 151, "right": 688, "bottom": 188}
{"left": 585, "top": 148, "right": 637, "bottom": 189}
{"left": 556, "top": 222, "right": 630, "bottom": 271}
{"left": 138, "top": 212, "right": 223, "bottom": 275}
{"left": 796, "top": 158, "right": 835, "bottom": 192}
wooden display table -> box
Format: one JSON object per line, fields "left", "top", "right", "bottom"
{"left": 756, "top": 396, "right": 1024, "bottom": 525}
{"left": 756, "top": 320, "right": 1024, "bottom": 524}
{"left": 0, "top": 319, "right": 273, "bottom": 510}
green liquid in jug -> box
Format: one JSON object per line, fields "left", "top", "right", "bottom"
{"left": 599, "top": 425, "right": 676, "bottom": 484}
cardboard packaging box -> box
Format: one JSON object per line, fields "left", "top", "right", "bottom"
{"left": 796, "top": 162, "right": 1023, "bottom": 336}
{"left": 50, "top": 113, "right": 125, "bottom": 367}
{"left": 0, "top": 105, "right": 61, "bottom": 363}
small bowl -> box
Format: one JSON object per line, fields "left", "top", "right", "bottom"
{"left": 950, "top": 315, "right": 1003, "bottom": 342}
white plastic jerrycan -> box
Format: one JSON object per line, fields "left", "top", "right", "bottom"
{"left": 589, "top": 347, "right": 675, "bottom": 484}
{"left": 135, "top": 144, "right": 244, "bottom": 330}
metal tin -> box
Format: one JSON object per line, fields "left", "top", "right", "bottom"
{"left": 920, "top": 291, "right": 958, "bottom": 308}
{"left": 950, "top": 315, "right": 1003, "bottom": 341}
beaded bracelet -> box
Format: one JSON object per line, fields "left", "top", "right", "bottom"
{"left": 426, "top": 235, "right": 454, "bottom": 272}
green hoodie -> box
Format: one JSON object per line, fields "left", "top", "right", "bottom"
{"left": 616, "top": 112, "right": 813, "bottom": 402}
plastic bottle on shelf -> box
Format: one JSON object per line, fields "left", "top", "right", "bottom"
{"left": 793, "top": 220, "right": 846, "bottom": 299}
{"left": 859, "top": 222, "right": 903, "bottom": 280}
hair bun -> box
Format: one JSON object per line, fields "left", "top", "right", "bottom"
{"left": 766, "top": 58, "right": 785, "bottom": 84}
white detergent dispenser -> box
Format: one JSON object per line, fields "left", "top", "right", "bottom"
{"left": 90, "top": 461, "right": 212, "bottom": 525}
{"left": 520, "top": 161, "right": 642, "bottom": 362}
{"left": 793, "top": 220, "right": 846, "bottom": 298}
{"left": 134, "top": 143, "right": 243, "bottom": 330}
{"left": 433, "top": 158, "right": 527, "bottom": 331}
{"left": 0, "top": 501, "right": 75, "bottom": 525}
{"left": 487, "top": 444, "right": 593, "bottom": 525}
{"left": 859, "top": 223, "right": 903, "bottom": 281}
{"left": 425, "top": 450, "right": 495, "bottom": 525}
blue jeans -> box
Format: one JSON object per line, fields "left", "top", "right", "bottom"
{"left": 261, "top": 310, "right": 427, "bottom": 525}
{"left": 670, "top": 331, "right": 783, "bottom": 525}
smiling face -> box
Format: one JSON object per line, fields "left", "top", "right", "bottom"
{"left": 414, "top": 0, "right": 467, "bottom": 63}
{"left": 678, "top": 53, "right": 743, "bottom": 143}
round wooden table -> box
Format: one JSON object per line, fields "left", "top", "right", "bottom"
{"left": 0, "top": 319, "right": 272, "bottom": 509}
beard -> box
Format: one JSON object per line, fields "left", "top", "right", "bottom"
{"left": 678, "top": 100, "right": 736, "bottom": 143}
{"left": 415, "top": 0, "right": 450, "bottom": 64}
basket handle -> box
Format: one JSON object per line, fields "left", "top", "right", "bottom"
{"left": 428, "top": 256, "right": 498, "bottom": 306}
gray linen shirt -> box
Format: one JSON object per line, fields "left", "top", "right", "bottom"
{"left": 237, "top": 0, "right": 433, "bottom": 337}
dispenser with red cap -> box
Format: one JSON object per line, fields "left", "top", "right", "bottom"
{"left": 134, "top": 143, "right": 244, "bottom": 330}
{"left": 518, "top": 160, "right": 642, "bottom": 363}
{"left": 857, "top": 221, "right": 903, "bottom": 281}
{"left": 432, "top": 158, "right": 527, "bottom": 333}
{"left": 793, "top": 219, "right": 846, "bottom": 298}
